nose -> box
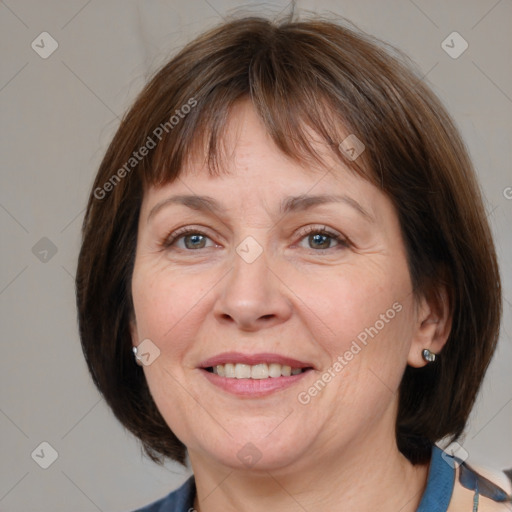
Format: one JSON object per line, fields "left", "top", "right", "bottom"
{"left": 213, "top": 244, "right": 293, "bottom": 332}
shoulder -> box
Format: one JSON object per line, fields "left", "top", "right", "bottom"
{"left": 449, "top": 458, "right": 512, "bottom": 511}
{"left": 129, "top": 476, "right": 196, "bottom": 512}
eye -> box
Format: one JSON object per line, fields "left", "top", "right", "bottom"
{"left": 295, "top": 225, "right": 349, "bottom": 251}
{"left": 161, "top": 227, "right": 216, "bottom": 250}
{"left": 160, "top": 225, "right": 349, "bottom": 253}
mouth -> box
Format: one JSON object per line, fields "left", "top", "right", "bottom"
{"left": 199, "top": 352, "right": 314, "bottom": 377}
{"left": 198, "top": 352, "right": 314, "bottom": 396}
{"left": 204, "top": 362, "right": 310, "bottom": 379}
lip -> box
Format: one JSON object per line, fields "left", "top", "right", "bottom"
{"left": 198, "top": 352, "right": 315, "bottom": 398}
{"left": 199, "top": 352, "right": 314, "bottom": 369}
{"left": 200, "top": 367, "right": 313, "bottom": 397}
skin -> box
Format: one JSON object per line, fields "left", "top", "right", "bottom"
{"left": 130, "top": 99, "right": 452, "bottom": 511}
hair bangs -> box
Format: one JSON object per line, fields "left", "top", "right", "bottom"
{"left": 140, "top": 25, "right": 372, "bottom": 189}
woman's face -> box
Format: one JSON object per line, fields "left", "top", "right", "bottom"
{"left": 130, "top": 100, "right": 428, "bottom": 472}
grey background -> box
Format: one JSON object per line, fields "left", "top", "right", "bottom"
{"left": 1, "top": 0, "right": 511, "bottom": 510}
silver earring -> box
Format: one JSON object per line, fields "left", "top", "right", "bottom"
{"left": 422, "top": 348, "right": 436, "bottom": 363}
{"left": 132, "top": 346, "right": 142, "bottom": 366}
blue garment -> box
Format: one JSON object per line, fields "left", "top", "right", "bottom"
{"left": 132, "top": 445, "right": 509, "bottom": 511}
{"left": 416, "top": 445, "right": 454, "bottom": 512}
{"left": 133, "top": 476, "right": 195, "bottom": 512}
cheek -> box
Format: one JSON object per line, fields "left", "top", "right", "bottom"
{"left": 299, "top": 263, "right": 411, "bottom": 345}
{"left": 293, "top": 261, "right": 415, "bottom": 397}
{"left": 130, "top": 267, "right": 206, "bottom": 436}
{"left": 130, "top": 263, "right": 204, "bottom": 352}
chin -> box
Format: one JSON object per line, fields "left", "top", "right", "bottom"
{"left": 188, "top": 421, "right": 318, "bottom": 472}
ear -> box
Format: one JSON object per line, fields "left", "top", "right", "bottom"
{"left": 407, "top": 283, "right": 452, "bottom": 368}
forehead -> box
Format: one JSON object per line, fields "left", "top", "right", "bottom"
{"left": 141, "top": 100, "right": 380, "bottom": 215}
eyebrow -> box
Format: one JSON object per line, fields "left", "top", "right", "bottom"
{"left": 147, "top": 193, "right": 374, "bottom": 223}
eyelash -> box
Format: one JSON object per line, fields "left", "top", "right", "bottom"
{"left": 160, "top": 225, "right": 350, "bottom": 253}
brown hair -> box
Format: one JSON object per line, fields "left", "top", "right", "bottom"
{"left": 76, "top": 13, "right": 502, "bottom": 465}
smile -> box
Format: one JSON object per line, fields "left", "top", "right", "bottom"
{"left": 207, "top": 362, "right": 306, "bottom": 379}
{"left": 198, "top": 352, "right": 315, "bottom": 397}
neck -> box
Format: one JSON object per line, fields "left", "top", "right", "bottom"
{"left": 189, "top": 418, "right": 430, "bottom": 512}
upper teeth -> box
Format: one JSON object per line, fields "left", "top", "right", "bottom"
{"left": 212, "top": 363, "right": 304, "bottom": 379}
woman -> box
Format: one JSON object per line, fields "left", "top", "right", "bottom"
{"left": 76, "top": 13, "right": 512, "bottom": 512}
